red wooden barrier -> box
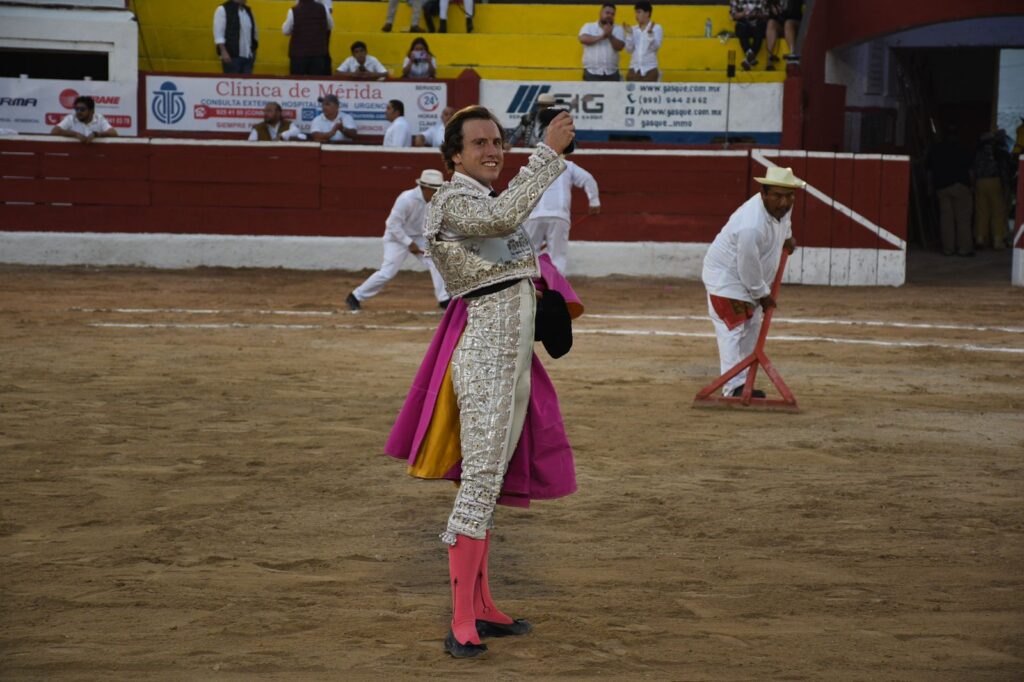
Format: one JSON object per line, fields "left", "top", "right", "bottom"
{"left": 0, "top": 138, "right": 910, "bottom": 283}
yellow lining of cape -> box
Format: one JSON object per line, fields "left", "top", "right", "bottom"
{"left": 407, "top": 360, "right": 463, "bottom": 479}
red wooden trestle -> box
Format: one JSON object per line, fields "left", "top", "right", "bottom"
{"left": 692, "top": 250, "right": 799, "bottom": 413}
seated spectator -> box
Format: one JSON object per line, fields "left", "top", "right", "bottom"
{"left": 579, "top": 3, "right": 625, "bottom": 82}
{"left": 413, "top": 105, "right": 454, "bottom": 147}
{"left": 248, "top": 102, "right": 306, "bottom": 141}
{"left": 765, "top": 0, "right": 802, "bottom": 68}
{"left": 308, "top": 94, "right": 358, "bottom": 143}
{"left": 383, "top": 99, "right": 412, "bottom": 147}
{"left": 336, "top": 41, "right": 389, "bottom": 80}
{"left": 402, "top": 37, "right": 437, "bottom": 79}
{"left": 283, "top": 0, "right": 333, "bottom": 76}
{"left": 439, "top": 0, "right": 474, "bottom": 33}
{"left": 730, "top": 0, "right": 769, "bottom": 71}
{"left": 382, "top": 0, "right": 425, "bottom": 33}
{"left": 624, "top": 1, "right": 662, "bottom": 82}
{"left": 50, "top": 96, "right": 118, "bottom": 143}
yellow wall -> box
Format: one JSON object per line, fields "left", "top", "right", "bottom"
{"left": 133, "top": 1, "right": 785, "bottom": 83}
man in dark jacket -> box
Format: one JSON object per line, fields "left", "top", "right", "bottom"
{"left": 214, "top": 0, "right": 259, "bottom": 74}
{"left": 283, "top": 0, "right": 334, "bottom": 75}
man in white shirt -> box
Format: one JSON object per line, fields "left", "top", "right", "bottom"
{"left": 336, "top": 41, "right": 389, "bottom": 80}
{"left": 308, "top": 93, "right": 358, "bottom": 143}
{"left": 624, "top": 1, "right": 663, "bottom": 81}
{"left": 522, "top": 161, "right": 600, "bottom": 273}
{"left": 213, "top": 0, "right": 258, "bottom": 74}
{"left": 701, "top": 166, "right": 802, "bottom": 397}
{"left": 247, "top": 102, "right": 307, "bottom": 141}
{"left": 346, "top": 169, "right": 449, "bottom": 311}
{"left": 50, "top": 96, "right": 118, "bottom": 143}
{"left": 414, "top": 105, "right": 454, "bottom": 147}
{"left": 382, "top": 99, "right": 412, "bottom": 147}
{"left": 579, "top": 3, "right": 625, "bottom": 81}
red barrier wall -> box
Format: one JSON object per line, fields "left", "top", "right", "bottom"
{"left": 0, "top": 137, "right": 909, "bottom": 284}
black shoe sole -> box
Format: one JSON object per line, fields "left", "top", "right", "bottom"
{"left": 444, "top": 630, "right": 487, "bottom": 658}
{"left": 476, "top": 618, "right": 532, "bottom": 638}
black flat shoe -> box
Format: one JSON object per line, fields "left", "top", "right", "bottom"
{"left": 476, "top": 618, "right": 533, "bottom": 638}
{"left": 444, "top": 630, "right": 487, "bottom": 658}
{"left": 730, "top": 387, "right": 766, "bottom": 399}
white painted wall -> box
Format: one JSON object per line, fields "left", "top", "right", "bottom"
{"left": 0, "top": 6, "right": 138, "bottom": 85}
{"left": 0, "top": 232, "right": 905, "bottom": 286}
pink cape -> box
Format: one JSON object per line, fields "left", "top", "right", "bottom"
{"left": 384, "top": 255, "right": 579, "bottom": 507}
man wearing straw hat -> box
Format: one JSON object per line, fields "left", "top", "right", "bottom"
{"left": 701, "top": 166, "right": 803, "bottom": 397}
{"left": 346, "top": 169, "right": 450, "bottom": 311}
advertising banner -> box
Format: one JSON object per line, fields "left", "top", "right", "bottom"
{"left": 144, "top": 75, "right": 446, "bottom": 137}
{"left": 481, "top": 80, "right": 782, "bottom": 144}
{"left": 0, "top": 77, "right": 137, "bottom": 135}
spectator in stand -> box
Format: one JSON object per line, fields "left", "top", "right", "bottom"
{"left": 413, "top": 105, "right": 455, "bottom": 147}
{"left": 316, "top": 0, "right": 332, "bottom": 16}
{"left": 523, "top": 161, "right": 601, "bottom": 273}
{"left": 248, "top": 102, "right": 306, "bottom": 141}
{"left": 213, "top": 0, "right": 258, "bottom": 74}
{"left": 383, "top": 0, "right": 426, "bottom": 33}
{"left": 438, "top": 0, "right": 473, "bottom": 33}
{"left": 383, "top": 99, "right": 413, "bottom": 147}
{"left": 926, "top": 125, "right": 974, "bottom": 257}
{"left": 336, "top": 41, "right": 389, "bottom": 80}
{"left": 765, "top": 0, "right": 802, "bottom": 69}
{"left": 971, "top": 130, "right": 1012, "bottom": 250}
{"left": 402, "top": 37, "right": 437, "bottom": 79}
{"left": 309, "top": 93, "right": 358, "bottom": 143}
{"left": 346, "top": 169, "right": 449, "bottom": 311}
{"left": 579, "top": 3, "right": 625, "bottom": 81}
{"left": 283, "top": 0, "right": 333, "bottom": 75}
{"left": 50, "top": 95, "right": 118, "bottom": 144}
{"left": 624, "top": 1, "right": 662, "bottom": 82}
{"left": 730, "top": 0, "right": 769, "bottom": 71}
{"left": 505, "top": 93, "right": 558, "bottom": 148}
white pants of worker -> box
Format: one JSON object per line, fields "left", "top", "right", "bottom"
{"left": 707, "top": 294, "right": 763, "bottom": 396}
{"left": 440, "top": 0, "right": 473, "bottom": 19}
{"left": 523, "top": 217, "right": 570, "bottom": 273}
{"left": 353, "top": 237, "right": 449, "bottom": 303}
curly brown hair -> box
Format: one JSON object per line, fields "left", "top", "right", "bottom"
{"left": 440, "top": 105, "right": 506, "bottom": 172}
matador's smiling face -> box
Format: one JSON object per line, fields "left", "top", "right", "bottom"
{"left": 452, "top": 118, "right": 504, "bottom": 187}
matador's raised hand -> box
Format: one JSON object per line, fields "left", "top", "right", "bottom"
{"left": 543, "top": 112, "right": 576, "bottom": 155}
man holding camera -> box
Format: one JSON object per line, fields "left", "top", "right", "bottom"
{"left": 578, "top": 3, "right": 625, "bottom": 81}
{"left": 505, "top": 93, "right": 558, "bottom": 148}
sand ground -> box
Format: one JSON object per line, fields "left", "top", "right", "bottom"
{"left": 1, "top": 256, "right": 1022, "bottom": 680}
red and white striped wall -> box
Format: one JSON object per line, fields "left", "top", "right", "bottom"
{"left": 0, "top": 136, "right": 910, "bottom": 285}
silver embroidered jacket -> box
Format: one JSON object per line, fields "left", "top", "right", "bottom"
{"left": 426, "top": 144, "right": 567, "bottom": 298}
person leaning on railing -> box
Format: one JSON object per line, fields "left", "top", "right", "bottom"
{"left": 50, "top": 96, "right": 118, "bottom": 144}
{"left": 335, "top": 40, "right": 389, "bottom": 81}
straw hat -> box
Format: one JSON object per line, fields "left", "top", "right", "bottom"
{"left": 416, "top": 169, "right": 444, "bottom": 188}
{"left": 753, "top": 166, "right": 806, "bottom": 189}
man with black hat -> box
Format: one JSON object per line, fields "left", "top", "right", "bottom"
{"left": 213, "top": 0, "right": 258, "bottom": 74}
{"left": 308, "top": 93, "right": 358, "bottom": 143}
{"left": 702, "top": 166, "right": 801, "bottom": 397}
{"left": 346, "top": 169, "right": 449, "bottom": 310}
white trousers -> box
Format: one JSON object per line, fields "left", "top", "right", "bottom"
{"left": 440, "top": 0, "right": 473, "bottom": 19}
{"left": 523, "top": 217, "right": 570, "bottom": 273}
{"left": 353, "top": 237, "right": 449, "bottom": 302}
{"left": 707, "top": 294, "right": 763, "bottom": 396}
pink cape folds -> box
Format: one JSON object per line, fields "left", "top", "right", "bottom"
{"left": 384, "top": 255, "right": 580, "bottom": 508}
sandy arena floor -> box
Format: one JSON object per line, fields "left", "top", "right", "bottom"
{"left": 1, "top": 259, "right": 1022, "bottom": 681}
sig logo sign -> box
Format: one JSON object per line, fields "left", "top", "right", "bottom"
{"left": 150, "top": 81, "right": 186, "bottom": 125}
{"left": 506, "top": 84, "right": 605, "bottom": 118}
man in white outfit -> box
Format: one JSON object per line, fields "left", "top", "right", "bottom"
{"left": 383, "top": 99, "right": 412, "bottom": 147}
{"left": 701, "top": 166, "right": 802, "bottom": 397}
{"left": 522, "top": 160, "right": 600, "bottom": 273}
{"left": 347, "top": 169, "right": 450, "bottom": 311}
